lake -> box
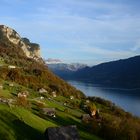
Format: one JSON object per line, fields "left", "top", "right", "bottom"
{"left": 67, "top": 80, "right": 140, "bottom": 117}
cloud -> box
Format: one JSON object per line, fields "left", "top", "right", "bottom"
{"left": 1, "top": 0, "right": 140, "bottom": 65}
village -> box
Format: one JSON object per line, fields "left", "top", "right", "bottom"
{"left": 0, "top": 81, "right": 100, "bottom": 119}
{"left": 0, "top": 80, "right": 102, "bottom": 139}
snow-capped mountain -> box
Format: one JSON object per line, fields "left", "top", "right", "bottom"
{"left": 45, "top": 58, "right": 62, "bottom": 64}
{"left": 47, "top": 62, "right": 87, "bottom": 72}
{"left": 47, "top": 61, "right": 87, "bottom": 79}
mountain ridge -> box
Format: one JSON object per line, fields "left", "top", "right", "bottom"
{"left": 48, "top": 63, "right": 87, "bottom": 78}
{"left": 50, "top": 55, "right": 140, "bottom": 88}
{"left": 0, "top": 25, "right": 85, "bottom": 98}
{"left": 0, "top": 25, "right": 140, "bottom": 140}
{"left": 0, "top": 25, "right": 41, "bottom": 61}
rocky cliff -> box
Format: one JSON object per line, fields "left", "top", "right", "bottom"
{"left": 0, "top": 25, "right": 41, "bottom": 60}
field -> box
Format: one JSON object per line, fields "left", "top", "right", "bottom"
{"left": 0, "top": 80, "right": 102, "bottom": 140}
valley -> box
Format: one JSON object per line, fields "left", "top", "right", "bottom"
{"left": 0, "top": 25, "right": 140, "bottom": 140}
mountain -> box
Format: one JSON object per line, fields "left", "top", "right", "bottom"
{"left": 71, "top": 56, "right": 140, "bottom": 88}
{"left": 0, "top": 25, "right": 41, "bottom": 61}
{"left": 47, "top": 63, "right": 87, "bottom": 78}
{"left": 45, "top": 58, "right": 62, "bottom": 64}
{"left": 0, "top": 25, "right": 140, "bottom": 140}
{"left": 48, "top": 63, "right": 87, "bottom": 71}
{"left": 0, "top": 24, "right": 84, "bottom": 98}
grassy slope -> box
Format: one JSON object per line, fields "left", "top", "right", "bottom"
{"left": 0, "top": 82, "right": 102, "bottom": 140}
{"left": 0, "top": 105, "right": 55, "bottom": 140}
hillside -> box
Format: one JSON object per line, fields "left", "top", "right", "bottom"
{"left": 0, "top": 25, "right": 140, "bottom": 140}
{"left": 0, "top": 80, "right": 103, "bottom": 140}
{"left": 0, "top": 25, "right": 85, "bottom": 99}
{"left": 55, "top": 56, "right": 140, "bottom": 88}
{"left": 0, "top": 80, "right": 140, "bottom": 140}
{"left": 0, "top": 25, "right": 100, "bottom": 139}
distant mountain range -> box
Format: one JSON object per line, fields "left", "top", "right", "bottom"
{"left": 0, "top": 25, "right": 140, "bottom": 140}
{"left": 45, "top": 58, "right": 62, "bottom": 64}
{"left": 48, "top": 63, "right": 87, "bottom": 78}
{"left": 48, "top": 56, "right": 140, "bottom": 88}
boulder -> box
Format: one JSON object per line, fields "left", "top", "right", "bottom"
{"left": 45, "top": 125, "right": 79, "bottom": 140}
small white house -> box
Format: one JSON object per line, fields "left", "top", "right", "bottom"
{"left": 18, "top": 91, "right": 29, "bottom": 98}
{"left": 8, "top": 65, "right": 16, "bottom": 69}
{"left": 0, "top": 84, "right": 3, "bottom": 89}
{"left": 70, "top": 96, "right": 74, "bottom": 100}
{"left": 86, "top": 100, "right": 90, "bottom": 103}
{"left": 52, "top": 91, "right": 57, "bottom": 97}
{"left": 40, "top": 96, "right": 44, "bottom": 100}
{"left": 17, "top": 92, "right": 28, "bottom": 98}
{"left": 38, "top": 88, "right": 47, "bottom": 93}
{"left": 42, "top": 108, "right": 56, "bottom": 117}
{"left": 91, "top": 109, "right": 96, "bottom": 117}
{"left": 9, "top": 83, "right": 14, "bottom": 87}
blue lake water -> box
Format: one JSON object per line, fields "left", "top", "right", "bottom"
{"left": 67, "top": 80, "right": 140, "bottom": 117}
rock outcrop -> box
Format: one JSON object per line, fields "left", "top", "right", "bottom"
{"left": 45, "top": 125, "right": 79, "bottom": 140}
{"left": 0, "top": 25, "right": 41, "bottom": 60}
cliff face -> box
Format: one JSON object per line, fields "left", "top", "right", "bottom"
{"left": 0, "top": 25, "right": 41, "bottom": 60}
{"left": 22, "top": 37, "right": 41, "bottom": 59}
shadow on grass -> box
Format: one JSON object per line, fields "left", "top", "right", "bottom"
{"left": 11, "top": 92, "right": 17, "bottom": 97}
{"left": 13, "top": 119, "right": 45, "bottom": 140}
{"left": 41, "top": 113, "right": 88, "bottom": 132}
{"left": 0, "top": 110, "right": 45, "bottom": 140}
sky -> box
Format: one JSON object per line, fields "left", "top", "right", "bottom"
{"left": 0, "top": 0, "right": 140, "bottom": 65}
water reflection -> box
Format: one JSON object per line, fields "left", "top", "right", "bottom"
{"left": 67, "top": 80, "right": 140, "bottom": 117}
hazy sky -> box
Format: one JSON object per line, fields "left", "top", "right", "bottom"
{"left": 0, "top": 0, "right": 140, "bottom": 65}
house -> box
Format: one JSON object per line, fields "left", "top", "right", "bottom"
{"left": 17, "top": 92, "right": 28, "bottom": 98}
{"left": 70, "top": 96, "right": 74, "bottom": 100}
{"left": 91, "top": 109, "right": 96, "bottom": 117}
{"left": 51, "top": 91, "right": 56, "bottom": 97}
{"left": 38, "top": 88, "right": 48, "bottom": 93}
{"left": 44, "top": 125, "right": 79, "bottom": 140}
{"left": 41, "top": 108, "right": 56, "bottom": 117}
{"left": 40, "top": 96, "right": 44, "bottom": 100}
{"left": 86, "top": 100, "right": 90, "bottom": 103}
{"left": 0, "top": 84, "right": 3, "bottom": 89}
{"left": 9, "top": 83, "right": 14, "bottom": 87}
{"left": 8, "top": 65, "right": 16, "bottom": 69}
